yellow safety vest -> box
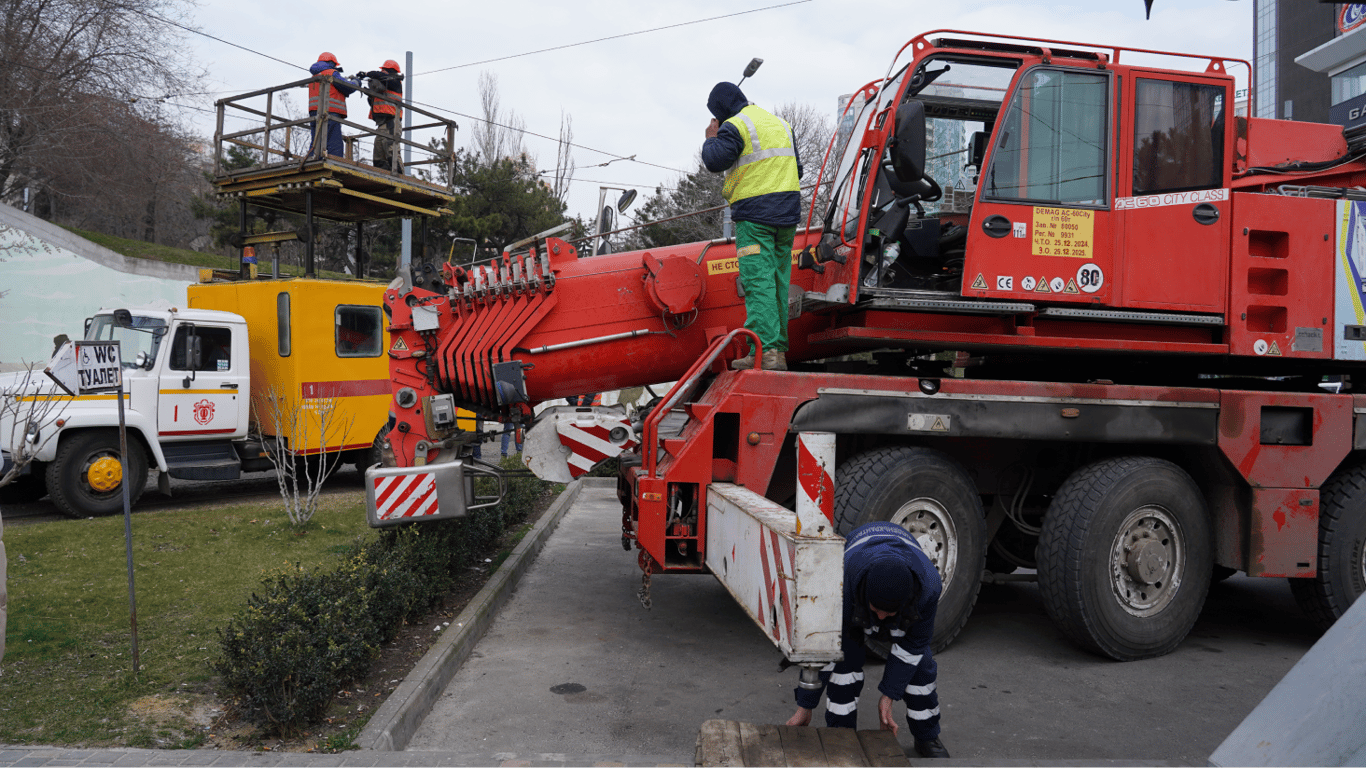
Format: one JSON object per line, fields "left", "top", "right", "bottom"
{"left": 722, "top": 105, "right": 800, "bottom": 204}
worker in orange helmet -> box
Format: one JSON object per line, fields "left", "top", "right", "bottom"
{"left": 356, "top": 59, "right": 405, "bottom": 173}
{"left": 306, "top": 52, "right": 358, "bottom": 158}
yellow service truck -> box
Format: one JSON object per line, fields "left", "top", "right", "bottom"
{"left": 0, "top": 278, "right": 432, "bottom": 517}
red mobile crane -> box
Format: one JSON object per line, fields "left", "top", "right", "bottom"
{"left": 366, "top": 31, "right": 1366, "bottom": 666}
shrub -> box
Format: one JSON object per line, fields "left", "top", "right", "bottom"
{"left": 215, "top": 458, "right": 556, "bottom": 735}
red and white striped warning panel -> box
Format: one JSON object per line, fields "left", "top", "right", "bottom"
{"left": 372, "top": 471, "right": 438, "bottom": 521}
{"left": 556, "top": 416, "right": 638, "bottom": 478}
{"left": 704, "top": 482, "right": 844, "bottom": 664}
{"left": 365, "top": 460, "right": 469, "bottom": 527}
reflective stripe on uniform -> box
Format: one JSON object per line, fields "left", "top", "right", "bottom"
{"left": 906, "top": 682, "right": 937, "bottom": 696}
{"left": 890, "top": 645, "right": 923, "bottom": 666}
{"left": 829, "top": 671, "right": 864, "bottom": 686}
{"left": 827, "top": 699, "right": 859, "bottom": 716}
{"left": 907, "top": 706, "right": 941, "bottom": 721}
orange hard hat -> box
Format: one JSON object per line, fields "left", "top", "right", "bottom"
{"left": 382, "top": 59, "right": 401, "bottom": 72}
{"left": 318, "top": 52, "right": 339, "bottom": 64}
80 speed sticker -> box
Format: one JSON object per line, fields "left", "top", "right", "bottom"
{"left": 1076, "top": 263, "right": 1104, "bottom": 294}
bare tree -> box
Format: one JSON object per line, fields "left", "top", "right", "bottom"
{"left": 552, "top": 111, "right": 575, "bottom": 208}
{"left": 0, "top": 364, "right": 69, "bottom": 501}
{"left": 253, "top": 386, "right": 355, "bottom": 527}
{"left": 776, "top": 102, "right": 836, "bottom": 224}
{"left": 469, "top": 71, "right": 528, "bottom": 164}
{"left": 0, "top": 0, "right": 201, "bottom": 206}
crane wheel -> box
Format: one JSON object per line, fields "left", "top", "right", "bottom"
{"left": 833, "top": 446, "right": 987, "bottom": 653}
{"left": 45, "top": 430, "right": 147, "bottom": 518}
{"left": 1288, "top": 459, "right": 1366, "bottom": 632}
{"left": 1037, "top": 456, "right": 1212, "bottom": 661}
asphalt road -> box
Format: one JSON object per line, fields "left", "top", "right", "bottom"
{"left": 407, "top": 485, "right": 1317, "bottom": 765}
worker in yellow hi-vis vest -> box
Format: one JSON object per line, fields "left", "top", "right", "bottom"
{"left": 702, "top": 81, "right": 802, "bottom": 372}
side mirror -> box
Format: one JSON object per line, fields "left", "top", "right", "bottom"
{"left": 968, "top": 131, "right": 989, "bottom": 169}
{"left": 889, "top": 101, "right": 927, "bottom": 184}
{"left": 112, "top": 309, "right": 133, "bottom": 328}
{"left": 135, "top": 351, "right": 150, "bottom": 370}
{"left": 188, "top": 336, "right": 203, "bottom": 370}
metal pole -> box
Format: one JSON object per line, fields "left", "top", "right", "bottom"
{"left": 116, "top": 372, "right": 139, "bottom": 677}
{"left": 305, "top": 188, "right": 315, "bottom": 278}
{"left": 723, "top": 205, "right": 733, "bottom": 240}
{"left": 238, "top": 199, "right": 249, "bottom": 278}
{"left": 401, "top": 50, "right": 414, "bottom": 271}
{"left": 355, "top": 221, "right": 365, "bottom": 278}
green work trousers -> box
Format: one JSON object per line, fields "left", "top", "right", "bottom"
{"left": 735, "top": 219, "right": 796, "bottom": 354}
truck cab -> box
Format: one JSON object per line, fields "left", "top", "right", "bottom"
{"left": 11, "top": 306, "right": 255, "bottom": 517}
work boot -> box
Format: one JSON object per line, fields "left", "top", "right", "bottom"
{"left": 759, "top": 349, "right": 787, "bottom": 371}
{"left": 913, "top": 738, "right": 950, "bottom": 758}
{"left": 730, "top": 352, "right": 756, "bottom": 370}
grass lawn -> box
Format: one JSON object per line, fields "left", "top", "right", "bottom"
{"left": 60, "top": 227, "right": 351, "bottom": 280}
{"left": 0, "top": 492, "right": 376, "bottom": 747}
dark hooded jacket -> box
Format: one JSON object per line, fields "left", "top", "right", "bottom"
{"left": 842, "top": 522, "right": 941, "bottom": 699}
{"left": 702, "top": 82, "right": 803, "bottom": 227}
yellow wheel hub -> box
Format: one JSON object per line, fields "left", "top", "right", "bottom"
{"left": 87, "top": 456, "right": 123, "bottom": 493}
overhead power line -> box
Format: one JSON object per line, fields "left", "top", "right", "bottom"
{"left": 133, "top": 9, "right": 306, "bottom": 72}
{"left": 417, "top": 0, "right": 811, "bottom": 76}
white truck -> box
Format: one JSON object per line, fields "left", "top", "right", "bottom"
{"left": 1, "top": 277, "right": 400, "bottom": 517}
{"left": 1, "top": 306, "right": 260, "bottom": 516}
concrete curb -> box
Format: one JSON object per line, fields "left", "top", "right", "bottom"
{"left": 356, "top": 477, "right": 614, "bottom": 751}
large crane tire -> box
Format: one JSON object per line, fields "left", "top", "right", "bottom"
{"left": 1288, "top": 459, "right": 1366, "bottom": 632}
{"left": 833, "top": 446, "right": 987, "bottom": 653}
{"left": 1037, "top": 456, "right": 1212, "bottom": 661}
{"left": 45, "top": 430, "right": 147, "bottom": 518}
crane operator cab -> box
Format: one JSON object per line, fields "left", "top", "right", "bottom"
{"left": 819, "top": 33, "right": 1236, "bottom": 321}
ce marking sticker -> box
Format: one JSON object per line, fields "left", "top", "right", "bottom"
{"left": 996, "top": 276, "right": 1014, "bottom": 291}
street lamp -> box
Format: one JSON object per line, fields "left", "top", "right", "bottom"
{"left": 594, "top": 186, "right": 638, "bottom": 256}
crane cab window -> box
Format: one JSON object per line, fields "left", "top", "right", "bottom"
{"left": 1132, "top": 79, "right": 1225, "bottom": 195}
{"left": 985, "top": 68, "right": 1109, "bottom": 205}
{"left": 336, "top": 305, "right": 382, "bottom": 357}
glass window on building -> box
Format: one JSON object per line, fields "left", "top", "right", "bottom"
{"left": 1332, "top": 61, "right": 1366, "bottom": 105}
{"left": 1133, "top": 79, "right": 1225, "bottom": 196}
{"left": 984, "top": 68, "right": 1109, "bottom": 205}
{"left": 335, "top": 305, "right": 383, "bottom": 357}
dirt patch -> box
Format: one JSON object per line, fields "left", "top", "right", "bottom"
{"left": 132, "top": 485, "right": 561, "bottom": 754}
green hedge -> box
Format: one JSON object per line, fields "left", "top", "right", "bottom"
{"left": 214, "top": 459, "right": 556, "bottom": 735}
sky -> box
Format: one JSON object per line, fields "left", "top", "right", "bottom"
{"left": 171, "top": 0, "right": 1255, "bottom": 229}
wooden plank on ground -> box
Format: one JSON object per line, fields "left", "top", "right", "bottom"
{"left": 696, "top": 719, "right": 744, "bottom": 767}
{"left": 818, "top": 725, "right": 870, "bottom": 766}
{"left": 738, "top": 722, "right": 786, "bottom": 767}
{"left": 857, "top": 729, "right": 912, "bottom": 767}
{"left": 777, "top": 724, "right": 828, "bottom": 767}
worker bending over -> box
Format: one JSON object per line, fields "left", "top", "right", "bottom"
{"left": 702, "top": 82, "right": 801, "bottom": 371}
{"left": 787, "top": 521, "right": 951, "bottom": 759}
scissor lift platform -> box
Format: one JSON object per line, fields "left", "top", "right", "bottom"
{"left": 213, "top": 157, "right": 455, "bottom": 223}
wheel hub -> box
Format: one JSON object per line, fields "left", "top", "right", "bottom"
{"left": 86, "top": 456, "right": 123, "bottom": 493}
{"left": 890, "top": 497, "right": 959, "bottom": 588}
{"left": 1110, "top": 506, "right": 1184, "bottom": 617}
{"left": 1126, "top": 539, "right": 1169, "bottom": 584}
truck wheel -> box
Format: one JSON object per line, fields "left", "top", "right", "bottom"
{"left": 834, "top": 446, "right": 987, "bottom": 652}
{"left": 45, "top": 431, "right": 148, "bottom": 518}
{"left": 1037, "top": 457, "right": 1212, "bottom": 661}
{"left": 0, "top": 469, "right": 47, "bottom": 504}
{"left": 1288, "top": 460, "right": 1366, "bottom": 632}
